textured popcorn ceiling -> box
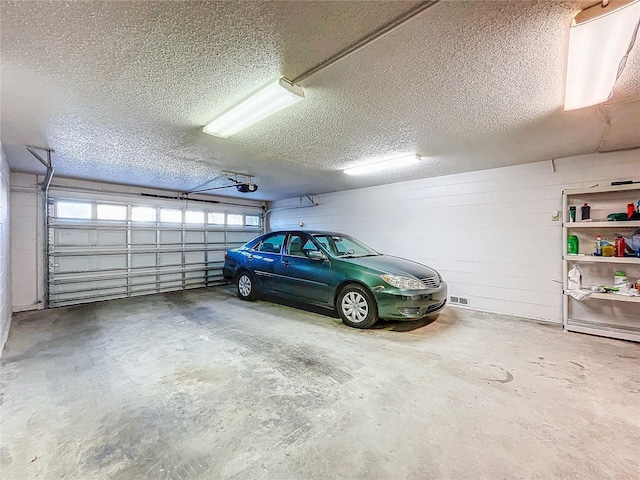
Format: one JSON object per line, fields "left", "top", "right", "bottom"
{"left": 1, "top": 0, "right": 639, "bottom": 201}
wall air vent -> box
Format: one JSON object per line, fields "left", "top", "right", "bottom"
{"left": 449, "top": 296, "right": 470, "bottom": 306}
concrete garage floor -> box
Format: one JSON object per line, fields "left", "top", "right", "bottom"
{"left": 1, "top": 288, "right": 638, "bottom": 480}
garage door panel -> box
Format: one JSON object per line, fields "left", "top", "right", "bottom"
{"left": 132, "top": 230, "right": 156, "bottom": 244}
{"left": 54, "top": 285, "right": 128, "bottom": 301}
{"left": 207, "top": 231, "right": 225, "bottom": 243}
{"left": 97, "top": 230, "right": 126, "bottom": 245}
{"left": 131, "top": 275, "right": 156, "bottom": 286}
{"left": 51, "top": 278, "right": 127, "bottom": 293}
{"left": 184, "top": 231, "right": 204, "bottom": 243}
{"left": 55, "top": 229, "right": 92, "bottom": 245}
{"left": 98, "top": 255, "right": 126, "bottom": 270}
{"left": 185, "top": 271, "right": 205, "bottom": 280}
{"left": 131, "top": 253, "right": 156, "bottom": 268}
{"left": 159, "top": 231, "right": 181, "bottom": 244}
{"left": 207, "top": 250, "right": 225, "bottom": 262}
{"left": 55, "top": 256, "right": 97, "bottom": 273}
{"left": 227, "top": 231, "right": 256, "bottom": 243}
{"left": 159, "top": 252, "right": 181, "bottom": 265}
{"left": 185, "top": 252, "right": 204, "bottom": 264}
{"left": 158, "top": 273, "right": 182, "bottom": 282}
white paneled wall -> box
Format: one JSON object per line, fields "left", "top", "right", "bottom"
{"left": 10, "top": 173, "right": 42, "bottom": 310}
{"left": 0, "top": 145, "right": 12, "bottom": 354}
{"left": 268, "top": 150, "right": 640, "bottom": 323}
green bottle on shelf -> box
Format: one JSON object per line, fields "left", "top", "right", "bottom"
{"left": 568, "top": 235, "right": 579, "bottom": 255}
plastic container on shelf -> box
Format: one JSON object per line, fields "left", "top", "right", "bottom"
{"left": 615, "top": 235, "right": 626, "bottom": 257}
{"left": 614, "top": 271, "right": 628, "bottom": 287}
{"left": 568, "top": 235, "right": 579, "bottom": 255}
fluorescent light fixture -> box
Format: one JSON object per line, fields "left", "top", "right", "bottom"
{"left": 204, "top": 78, "right": 304, "bottom": 138}
{"left": 343, "top": 154, "right": 422, "bottom": 176}
{"left": 565, "top": 0, "right": 640, "bottom": 111}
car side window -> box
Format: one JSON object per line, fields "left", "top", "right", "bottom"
{"left": 286, "top": 235, "right": 305, "bottom": 257}
{"left": 286, "top": 234, "right": 320, "bottom": 258}
{"left": 316, "top": 237, "right": 331, "bottom": 252}
{"left": 302, "top": 237, "right": 319, "bottom": 255}
{"left": 253, "top": 233, "right": 286, "bottom": 254}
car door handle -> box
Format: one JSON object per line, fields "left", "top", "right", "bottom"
{"left": 248, "top": 255, "right": 254, "bottom": 260}
{"left": 282, "top": 260, "right": 290, "bottom": 267}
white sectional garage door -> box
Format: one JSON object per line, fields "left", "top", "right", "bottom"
{"left": 47, "top": 191, "right": 262, "bottom": 307}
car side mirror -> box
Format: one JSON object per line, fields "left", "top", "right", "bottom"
{"left": 307, "top": 251, "right": 327, "bottom": 261}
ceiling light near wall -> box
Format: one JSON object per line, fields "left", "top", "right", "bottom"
{"left": 343, "top": 154, "right": 422, "bottom": 175}
{"left": 203, "top": 78, "right": 304, "bottom": 138}
{"left": 564, "top": 0, "right": 640, "bottom": 111}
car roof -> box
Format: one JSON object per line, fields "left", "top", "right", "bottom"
{"left": 265, "top": 230, "right": 346, "bottom": 237}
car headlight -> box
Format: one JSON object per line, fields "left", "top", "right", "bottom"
{"left": 380, "top": 274, "right": 426, "bottom": 290}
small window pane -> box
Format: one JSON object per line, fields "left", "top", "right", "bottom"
{"left": 208, "top": 212, "right": 225, "bottom": 225}
{"left": 227, "top": 214, "right": 243, "bottom": 225}
{"left": 97, "top": 204, "right": 127, "bottom": 221}
{"left": 245, "top": 215, "right": 261, "bottom": 226}
{"left": 56, "top": 201, "right": 92, "bottom": 219}
{"left": 185, "top": 210, "right": 205, "bottom": 224}
{"left": 160, "top": 209, "right": 182, "bottom": 223}
{"left": 132, "top": 206, "right": 156, "bottom": 222}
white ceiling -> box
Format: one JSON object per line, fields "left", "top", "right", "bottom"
{"left": 1, "top": 0, "right": 639, "bottom": 201}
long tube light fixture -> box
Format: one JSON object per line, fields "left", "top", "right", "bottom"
{"left": 343, "top": 154, "right": 422, "bottom": 176}
{"left": 203, "top": 78, "right": 304, "bottom": 138}
{"left": 564, "top": 0, "right": 640, "bottom": 111}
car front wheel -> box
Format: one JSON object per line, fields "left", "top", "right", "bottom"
{"left": 237, "top": 271, "right": 256, "bottom": 301}
{"left": 337, "top": 284, "right": 378, "bottom": 329}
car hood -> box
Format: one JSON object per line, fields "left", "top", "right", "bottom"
{"left": 341, "top": 255, "right": 438, "bottom": 279}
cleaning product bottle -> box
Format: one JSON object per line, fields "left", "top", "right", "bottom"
{"left": 568, "top": 235, "right": 579, "bottom": 255}
{"left": 595, "top": 235, "right": 602, "bottom": 256}
{"left": 615, "top": 235, "right": 626, "bottom": 257}
{"left": 614, "top": 271, "right": 628, "bottom": 289}
{"left": 581, "top": 202, "right": 591, "bottom": 221}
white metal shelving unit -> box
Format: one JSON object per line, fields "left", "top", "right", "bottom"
{"left": 562, "top": 183, "right": 640, "bottom": 342}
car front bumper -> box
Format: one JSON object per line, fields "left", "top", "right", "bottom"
{"left": 373, "top": 281, "right": 448, "bottom": 320}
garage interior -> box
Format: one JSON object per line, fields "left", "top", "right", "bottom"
{"left": 1, "top": 1, "right": 639, "bottom": 479}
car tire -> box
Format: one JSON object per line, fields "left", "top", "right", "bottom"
{"left": 236, "top": 271, "right": 256, "bottom": 301}
{"left": 337, "top": 284, "right": 378, "bottom": 329}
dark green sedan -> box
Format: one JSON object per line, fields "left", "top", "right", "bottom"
{"left": 222, "top": 231, "right": 447, "bottom": 329}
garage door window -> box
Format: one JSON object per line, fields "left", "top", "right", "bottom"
{"left": 97, "top": 204, "right": 127, "bottom": 221}
{"left": 227, "top": 214, "right": 243, "bottom": 226}
{"left": 56, "top": 201, "right": 92, "bottom": 219}
{"left": 160, "top": 208, "right": 182, "bottom": 223}
{"left": 245, "top": 214, "right": 261, "bottom": 226}
{"left": 208, "top": 212, "right": 225, "bottom": 225}
{"left": 131, "top": 206, "right": 156, "bottom": 222}
{"left": 185, "top": 210, "right": 205, "bottom": 224}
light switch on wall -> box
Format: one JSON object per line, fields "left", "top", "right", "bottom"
{"left": 552, "top": 210, "right": 560, "bottom": 221}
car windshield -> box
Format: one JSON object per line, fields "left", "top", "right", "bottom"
{"left": 312, "top": 234, "right": 379, "bottom": 258}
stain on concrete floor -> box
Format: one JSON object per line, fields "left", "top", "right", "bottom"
{"left": 1, "top": 286, "right": 639, "bottom": 479}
